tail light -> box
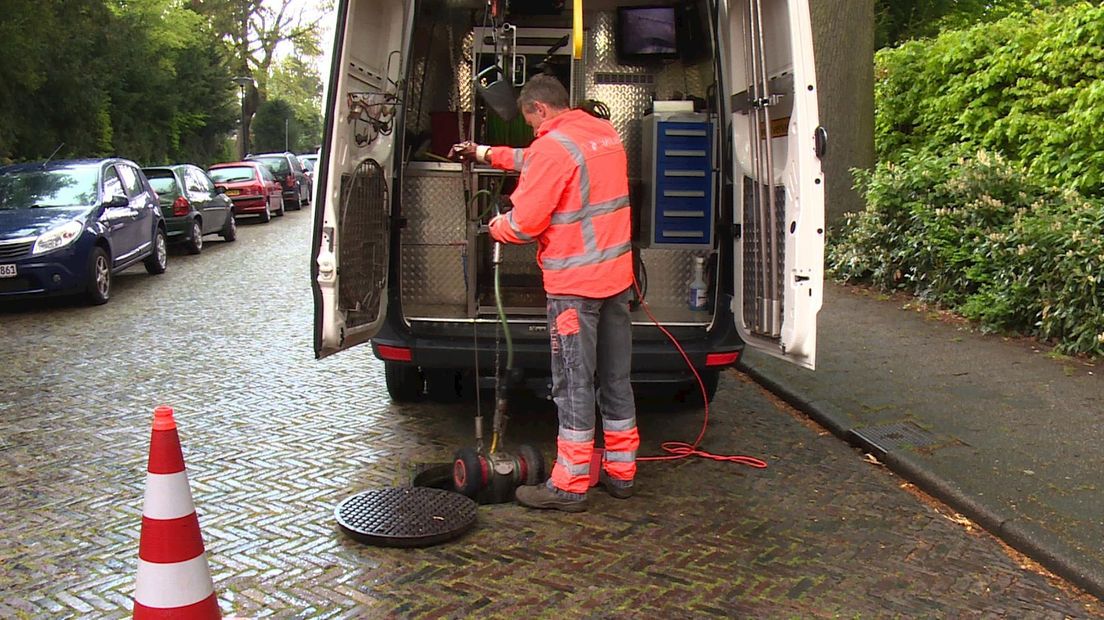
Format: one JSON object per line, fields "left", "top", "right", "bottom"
{"left": 285, "top": 174, "right": 295, "bottom": 188}
{"left": 705, "top": 351, "right": 741, "bottom": 367}
{"left": 172, "top": 196, "right": 191, "bottom": 216}
{"left": 249, "top": 184, "right": 264, "bottom": 195}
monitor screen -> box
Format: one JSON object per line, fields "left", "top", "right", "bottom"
{"left": 617, "top": 6, "right": 679, "bottom": 63}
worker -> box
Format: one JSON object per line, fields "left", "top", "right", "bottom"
{"left": 451, "top": 75, "right": 638, "bottom": 512}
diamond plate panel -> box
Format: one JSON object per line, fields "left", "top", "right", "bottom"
{"left": 639, "top": 248, "right": 701, "bottom": 313}
{"left": 401, "top": 168, "right": 467, "bottom": 245}
{"left": 402, "top": 244, "right": 468, "bottom": 306}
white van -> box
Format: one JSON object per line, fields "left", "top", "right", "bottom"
{"left": 311, "top": 0, "right": 825, "bottom": 403}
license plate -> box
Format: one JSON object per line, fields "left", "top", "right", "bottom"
{"left": 226, "top": 189, "right": 241, "bottom": 196}
{"left": 0, "top": 264, "right": 16, "bottom": 278}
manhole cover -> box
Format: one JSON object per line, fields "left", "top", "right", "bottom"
{"left": 335, "top": 487, "right": 476, "bottom": 548}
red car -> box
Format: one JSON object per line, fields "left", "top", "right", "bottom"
{"left": 207, "top": 161, "right": 284, "bottom": 223}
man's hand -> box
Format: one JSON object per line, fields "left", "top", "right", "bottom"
{"left": 449, "top": 141, "right": 490, "bottom": 164}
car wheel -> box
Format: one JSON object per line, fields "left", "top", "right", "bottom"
{"left": 86, "top": 246, "right": 111, "bottom": 305}
{"left": 144, "top": 228, "right": 168, "bottom": 274}
{"left": 675, "top": 369, "right": 720, "bottom": 406}
{"left": 220, "top": 213, "right": 237, "bottom": 241}
{"left": 297, "top": 183, "right": 307, "bottom": 209}
{"left": 384, "top": 361, "right": 424, "bottom": 403}
{"left": 185, "top": 218, "right": 203, "bottom": 254}
{"left": 259, "top": 204, "right": 272, "bottom": 223}
{"left": 276, "top": 200, "right": 286, "bottom": 217}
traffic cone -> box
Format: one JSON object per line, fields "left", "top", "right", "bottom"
{"left": 133, "top": 405, "right": 220, "bottom": 619}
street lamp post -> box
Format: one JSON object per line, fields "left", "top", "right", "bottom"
{"left": 231, "top": 76, "right": 254, "bottom": 159}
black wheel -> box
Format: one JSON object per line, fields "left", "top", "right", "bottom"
{"left": 452, "top": 447, "right": 485, "bottom": 499}
{"left": 220, "top": 213, "right": 237, "bottom": 241}
{"left": 384, "top": 361, "right": 424, "bottom": 402}
{"left": 276, "top": 200, "right": 286, "bottom": 216}
{"left": 184, "top": 218, "right": 203, "bottom": 254}
{"left": 424, "top": 369, "right": 463, "bottom": 402}
{"left": 259, "top": 204, "right": 272, "bottom": 223}
{"left": 675, "top": 369, "right": 720, "bottom": 406}
{"left": 85, "top": 246, "right": 111, "bottom": 305}
{"left": 144, "top": 228, "right": 167, "bottom": 274}
{"left": 515, "top": 444, "right": 546, "bottom": 485}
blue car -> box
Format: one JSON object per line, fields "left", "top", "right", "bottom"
{"left": 0, "top": 158, "right": 168, "bottom": 305}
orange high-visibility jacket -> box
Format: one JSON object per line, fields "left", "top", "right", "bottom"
{"left": 488, "top": 109, "right": 633, "bottom": 298}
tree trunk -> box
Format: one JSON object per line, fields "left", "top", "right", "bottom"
{"left": 810, "top": 0, "right": 875, "bottom": 225}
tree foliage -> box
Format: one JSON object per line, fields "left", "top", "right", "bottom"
{"left": 874, "top": 0, "right": 1084, "bottom": 48}
{"left": 252, "top": 99, "right": 301, "bottom": 153}
{"left": 0, "top": 0, "right": 325, "bottom": 167}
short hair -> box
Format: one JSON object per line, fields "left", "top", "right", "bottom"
{"left": 517, "top": 74, "right": 570, "bottom": 113}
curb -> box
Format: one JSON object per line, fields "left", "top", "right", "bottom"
{"left": 739, "top": 358, "right": 1104, "bottom": 601}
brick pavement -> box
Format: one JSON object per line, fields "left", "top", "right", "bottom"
{"left": 0, "top": 210, "right": 1100, "bottom": 618}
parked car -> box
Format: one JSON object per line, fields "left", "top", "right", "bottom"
{"left": 298, "top": 152, "right": 318, "bottom": 183}
{"left": 0, "top": 158, "right": 167, "bottom": 305}
{"left": 142, "top": 164, "right": 236, "bottom": 254}
{"left": 245, "top": 152, "right": 310, "bottom": 211}
{"left": 207, "top": 162, "right": 284, "bottom": 222}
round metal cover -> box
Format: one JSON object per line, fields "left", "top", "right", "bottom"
{"left": 335, "top": 487, "right": 477, "bottom": 548}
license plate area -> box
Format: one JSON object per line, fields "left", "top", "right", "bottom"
{"left": 0, "top": 264, "right": 16, "bottom": 278}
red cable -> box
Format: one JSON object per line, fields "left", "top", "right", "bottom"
{"left": 631, "top": 275, "right": 767, "bottom": 469}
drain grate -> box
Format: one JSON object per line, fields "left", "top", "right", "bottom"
{"left": 335, "top": 487, "right": 476, "bottom": 548}
{"left": 850, "top": 421, "right": 940, "bottom": 457}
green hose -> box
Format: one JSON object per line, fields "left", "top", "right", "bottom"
{"left": 494, "top": 246, "right": 513, "bottom": 372}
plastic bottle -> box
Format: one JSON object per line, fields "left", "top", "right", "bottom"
{"left": 688, "top": 255, "right": 708, "bottom": 311}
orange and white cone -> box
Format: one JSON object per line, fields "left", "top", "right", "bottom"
{"left": 133, "top": 405, "right": 220, "bottom": 619}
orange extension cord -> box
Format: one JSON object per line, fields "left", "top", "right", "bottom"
{"left": 632, "top": 276, "right": 767, "bottom": 468}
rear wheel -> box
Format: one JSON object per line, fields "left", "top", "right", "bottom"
{"left": 220, "top": 213, "right": 237, "bottom": 241}
{"left": 384, "top": 361, "right": 424, "bottom": 403}
{"left": 276, "top": 200, "right": 286, "bottom": 216}
{"left": 184, "top": 218, "right": 203, "bottom": 254}
{"left": 516, "top": 444, "right": 546, "bottom": 485}
{"left": 144, "top": 228, "right": 167, "bottom": 274}
{"left": 675, "top": 369, "right": 720, "bottom": 406}
{"left": 259, "top": 204, "right": 272, "bottom": 223}
{"left": 85, "top": 247, "right": 111, "bottom": 305}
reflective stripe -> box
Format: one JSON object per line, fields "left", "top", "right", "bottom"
{"left": 142, "top": 471, "right": 195, "bottom": 520}
{"left": 556, "top": 457, "right": 590, "bottom": 476}
{"left": 542, "top": 241, "right": 632, "bottom": 271}
{"left": 513, "top": 148, "right": 525, "bottom": 170}
{"left": 603, "top": 417, "right": 637, "bottom": 432}
{"left": 559, "top": 427, "right": 594, "bottom": 442}
{"left": 605, "top": 450, "right": 636, "bottom": 463}
{"left": 506, "top": 211, "right": 533, "bottom": 241}
{"left": 547, "top": 130, "right": 598, "bottom": 255}
{"left": 134, "top": 555, "right": 215, "bottom": 608}
{"left": 550, "top": 196, "right": 630, "bottom": 225}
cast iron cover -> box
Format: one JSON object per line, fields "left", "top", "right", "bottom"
{"left": 335, "top": 487, "right": 477, "bottom": 548}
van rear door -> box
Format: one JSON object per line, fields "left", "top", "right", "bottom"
{"left": 722, "top": 0, "right": 825, "bottom": 370}
{"left": 312, "top": 0, "right": 411, "bottom": 359}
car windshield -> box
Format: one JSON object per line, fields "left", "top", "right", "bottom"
{"left": 252, "top": 156, "right": 290, "bottom": 175}
{"left": 209, "top": 167, "right": 256, "bottom": 183}
{"left": 0, "top": 166, "right": 99, "bottom": 210}
{"left": 146, "top": 173, "right": 179, "bottom": 196}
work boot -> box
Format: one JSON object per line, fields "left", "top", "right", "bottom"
{"left": 515, "top": 483, "right": 587, "bottom": 513}
{"left": 599, "top": 470, "right": 635, "bottom": 499}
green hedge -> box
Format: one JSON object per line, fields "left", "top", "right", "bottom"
{"left": 875, "top": 2, "right": 1104, "bottom": 195}
{"left": 829, "top": 150, "right": 1104, "bottom": 357}
{"left": 831, "top": 2, "right": 1104, "bottom": 357}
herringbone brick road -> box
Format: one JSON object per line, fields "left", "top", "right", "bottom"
{"left": 1, "top": 210, "right": 1100, "bottom": 618}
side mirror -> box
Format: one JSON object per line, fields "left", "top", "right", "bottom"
{"left": 104, "top": 194, "right": 128, "bottom": 208}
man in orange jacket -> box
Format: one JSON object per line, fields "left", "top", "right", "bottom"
{"left": 452, "top": 75, "right": 639, "bottom": 512}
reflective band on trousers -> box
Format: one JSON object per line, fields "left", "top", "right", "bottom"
{"left": 605, "top": 450, "right": 636, "bottom": 463}
{"left": 559, "top": 427, "right": 595, "bottom": 442}
{"left": 556, "top": 457, "right": 590, "bottom": 477}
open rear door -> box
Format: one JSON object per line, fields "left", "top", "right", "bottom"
{"left": 720, "top": 0, "right": 825, "bottom": 370}
{"left": 312, "top": 0, "right": 412, "bottom": 359}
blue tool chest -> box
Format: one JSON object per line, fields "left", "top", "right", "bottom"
{"left": 640, "top": 113, "right": 715, "bottom": 249}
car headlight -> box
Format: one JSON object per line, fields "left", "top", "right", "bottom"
{"left": 32, "top": 220, "right": 85, "bottom": 255}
